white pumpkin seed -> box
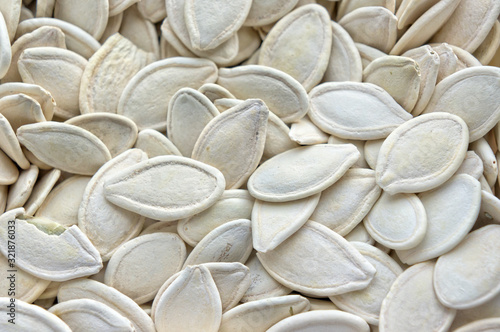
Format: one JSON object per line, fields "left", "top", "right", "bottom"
{"left": 53, "top": 0, "right": 109, "bottom": 40}
{"left": 23, "top": 168, "right": 60, "bottom": 216}
{"left": 243, "top": 0, "right": 299, "bottom": 27}
{"left": 5, "top": 164, "right": 38, "bottom": 210}
{"left": 134, "top": 128, "right": 182, "bottom": 157}
{"left": 376, "top": 113, "right": 469, "bottom": 194}
{"left": 0, "top": 82, "right": 56, "bottom": 121}
{"left": 0, "top": 148, "right": 19, "bottom": 185}
{"left": 289, "top": 115, "right": 330, "bottom": 145}
{"left": 119, "top": 4, "right": 160, "bottom": 58}
{"left": 0, "top": 94, "right": 46, "bottom": 132}
{"left": 0, "top": 0, "right": 22, "bottom": 42}
{"left": 0, "top": 11, "right": 11, "bottom": 80}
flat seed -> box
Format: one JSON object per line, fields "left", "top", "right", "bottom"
{"left": 35, "top": 175, "right": 90, "bottom": 227}
{"left": 375, "top": 113, "right": 469, "bottom": 194}
{"left": 192, "top": 99, "right": 268, "bottom": 189}
{"left": 182, "top": 219, "right": 253, "bottom": 268}
{"left": 434, "top": 225, "right": 500, "bottom": 309}
{"left": 48, "top": 299, "right": 134, "bottom": 332}
{"left": 241, "top": 251, "right": 291, "bottom": 303}
{"left": 0, "top": 148, "right": 19, "bottom": 185}
{"left": 5, "top": 164, "right": 38, "bottom": 210}
{"left": 330, "top": 242, "right": 403, "bottom": 325}
{"left": 134, "top": 129, "right": 182, "bottom": 157}
{"left": 0, "top": 94, "right": 46, "bottom": 132}
{"left": 310, "top": 168, "right": 381, "bottom": 236}
{"left": 0, "top": 11, "right": 11, "bottom": 80}
{"left": 243, "top": 0, "right": 299, "bottom": 27}
{"left": 431, "top": 0, "right": 500, "bottom": 53}
{"left": 257, "top": 221, "right": 376, "bottom": 297}
{"left": 220, "top": 295, "right": 310, "bottom": 332}
{"left": 345, "top": 222, "right": 375, "bottom": 245}
{"left": 356, "top": 42, "right": 387, "bottom": 69}
{"left": 455, "top": 151, "right": 484, "bottom": 179}
{"left": 166, "top": 87, "right": 219, "bottom": 157}
{"left": 248, "top": 144, "right": 360, "bottom": 202}
{"left": 323, "top": 21, "right": 363, "bottom": 83}
{"left": 0, "top": 298, "right": 71, "bottom": 331}
{"left": 364, "top": 191, "right": 427, "bottom": 250}
{"left": 23, "top": 169, "right": 60, "bottom": 216}
{"left": 118, "top": 57, "right": 217, "bottom": 131}
{"left": 252, "top": 193, "right": 320, "bottom": 253}
{"left": 18, "top": 47, "right": 87, "bottom": 120}
{"left": 109, "top": 0, "right": 139, "bottom": 16}
{"left": 0, "top": 213, "right": 102, "bottom": 281}
{"left": 432, "top": 43, "right": 458, "bottom": 83}
{"left": 104, "top": 233, "right": 186, "bottom": 304}
{"left": 0, "top": 113, "right": 30, "bottom": 169}
{"left": 201, "top": 262, "right": 251, "bottom": 312}
{"left": 308, "top": 82, "right": 412, "bottom": 140}
{"left": 402, "top": 45, "right": 440, "bottom": 116}
{"left": 177, "top": 189, "right": 254, "bottom": 246}
{"left": 339, "top": 7, "right": 397, "bottom": 54}
{"left": 53, "top": 0, "right": 109, "bottom": 40}
{"left": 100, "top": 13, "right": 124, "bottom": 43}
{"left": 137, "top": 0, "right": 167, "bottom": 23}
{"left": 78, "top": 149, "right": 147, "bottom": 260}
{"left": 267, "top": 310, "right": 370, "bottom": 332}
{"left": 0, "top": 82, "right": 56, "bottom": 121}
{"left": 16, "top": 17, "right": 101, "bottom": 59}
{"left": 390, "top": 0, "right": 462, "bottom": 55}
{"left": 471, "top": 137, "right": 498, "bottom": 187}
{"left": 0, "top": 0, "right": 21, "bottom": 42}
{"left": 379, "top": 262, "right": 456, "bottom": 332}
{"left": 258, "top": 4, "right": 332, "bottom": 91}
{"left": 153, "top": 265, "right": 222, "bottom": 332}
{"left": 363, "top": 55, "right": 421, "bottom": 113}
{"left": 474, "top": 20, "right": 500, "bottom": 65}
{"left": 423, "top": 66, "right": 500, "bottom": 142}
{"left": 119, "top": 4, "right": 160, "bottom": 58}
{"left": 198, "top": 83, "right": 235, "bottom": 102}
{"left": 104, "top": 155, "right": 225, "bottom": 221}
{"left": 17, "top": 122, "right": 112, "bottom": 175}
{"left": 3, "top": 26, "right": 66, "bottom": 84}
{"left": 225, "top": 26, "right": 261, "bottom": 67}
{"left": 58, "top": 278, "right": 155, "bottom": 332}
{"left": 185, "top": 0, "right": 251, "bottom": 51}
{"left": 217, "top": 65, "right": 309, "bottom": 123}
{"left": 396, "top": 0, "right": 439, "bottom": 29}
{"left": 65, "top": 113, "right": 138, "bottom": 157}
{"left": 80, "top": 33, "right": 151, "bottom": 115}
{"left": 263, "top": 111, "right": 299, "bottom": 160}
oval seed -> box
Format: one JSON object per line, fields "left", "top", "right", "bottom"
{"left": 336, "top": 0, "right": 396, "bottom": 20}
{"left": 0, "top": 148, "right": 19, "bottom": 185}
{"left": 390, "top": 0, "right": 462, "bottom": 55}
{"left": 217, "top": 65, "right": 309, "bottom": 123}
{"left": 166, "top": 87, "right": 219, "bottom": 157}
{"left": 289, "top": 115, "right": 329, "bottom": 145}
{"left": 78, "top": 149, "right": 147, "bottom": 261}
{"left": 0, "top": 298, "right": 71, "bottom": 331}
{"left": 119, "top": 4, "right": 160, "bottom": 58}
{"left": 364, "top": 191, "right": 427, "bottom": 250}
{"left": 310, "top": 168, "right": 381, "bottom": 236}
{"left": 258, "top": 4, "right": 332, "bottom": 91}
{"left": 396, "top": 0, "right": 439, "bottom": 29}
{"left": 100, "top": 12, "right": 124, "bottom": 43}
{"left": 308, "top": 82, "right": 412, "bottom": 140}
{"left": 177, "top": 189, "right": 254, "bottom": 246}
{"left": 241, "top": 251, "right": 292, "bottom": 303}
{"left": 36, "top": 175, "right": 91, "bottom": 227}
{"left": 185, "top": 0, "right": 251, "bottom": 51}
{"left": 109, "top": 0, "right": 140, "bottom": 16}
{"left": 53, "top": 0, "right": 108, "bottom": 40}
{"left": 423, "top": 66, "right": 500, "bottom": 142}
{"left": 263, "top": 111, "right": 300, "bottom": 160}
{"left": 455, "top": 151, "right": 484, "bottom": 179}
{"left": 5, "top": 164, "right": 38, "bottom": 210}
{"left": 16, "top": 17, "right": 101, "bottom": 59}
{"left": 432, "top": 43, "right": 458, "bottom": 83}
{"left": 379, "top": 262, "right": 456, "bottom": 332}
{"left": 431, "top": 0, "right": 500, "bottom": 53}
{"left": 252, "top": 193, "right": 320, "bottom": 253}
{"left": 248, "top": 144, "right": 359, "bottom": 202}
{"left": 104, "top": 233, "right": 186, "bottom": 304}
{"left": 23, "top": 168, "right": 60, "bottom": 216}
{"left": 220, "top": 295, "right": 310, "bottom": 332}
{"left": 257, "top": 221, "right": 376, "bottom": 296}
{"left": 137, "top": 0, "right": 166, "bottom": 23}
{"left": 198, "top": 83, "right": 235, "bottom": 102}
{"left": 0, "top": 214, "right": 102, "bottom": 281}
{"left": 58, "top": 278, "right": 155, "bottom": 332}
{"left": 243, "top": 0, "right": 299, "bottom": 26}
{"left": 0, "top": 11, "right": 11, "bottom": 80}
{"left": 104, "top": 155, "right": 225, "bottom": 221}
{"left": 118, "top": 57, "right": 217, "bottom": 131}
{"left": 375, "top": 112, "right": 469, "bottom": 194}
{"left": 356, "top": 42, "right": 387, "bottom": 69}
{"left": 267, "top": 310, "right": 370, "bottom": 332}
{"left": 17, "top": 122, "right": 112, "bottom": 175}
{"left": 66, "top": 113, "right": 138, "bottom": 157}
{"left": 18, "top": 47, "right": 87, "bottom": 120}
{"left": 134, "top": 128, "right": 182, "bottom": 157}
{"left": 474, "top": 20, "right": 500, "bottom": 65}
{"left": 49, "top": 299, "right": 134, "bottom": 332}
{"left": 0, "top": 0, "right": 21, "bottom": 42}
{"left": 182, "top": 219, "right": 253, "bottom": 268}
{"left": 0, "top": 93, "right": 46, "bottom": 132}
{"left": 330, "top": 242, "right": 403, "bottom": 325}
{"left": 0, "top": 113, "right": 30, "bottom": 169}
{"left": 153, "top": 265, "right": 222, "bottom": 332}
{"left": 323, "top": 21, "right": 363, "bottom": 83}
{"left": 339, "top": 6, "right": 397, "bottom": 54}
{"left": 192, "top": 99, "right": 269, "bottom": 189}
{"left": 79, "top": 33, "right": 151, "bottom": 115}
{"left": 363, "top": 55, "right": 421, "bottom": 112}
{"left": 0, "top": 82, "right": 56, "bottom": 122}
{"left": 434, "top": 225, "right": 500, "bottom": 310}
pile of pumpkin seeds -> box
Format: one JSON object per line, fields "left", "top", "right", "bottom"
{"left": 0, "top": 0, "right": 499, "bottom": 331}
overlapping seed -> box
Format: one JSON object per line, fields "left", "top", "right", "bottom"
{"left": 0, "top": 1, "right": 499, "bottom": 330}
